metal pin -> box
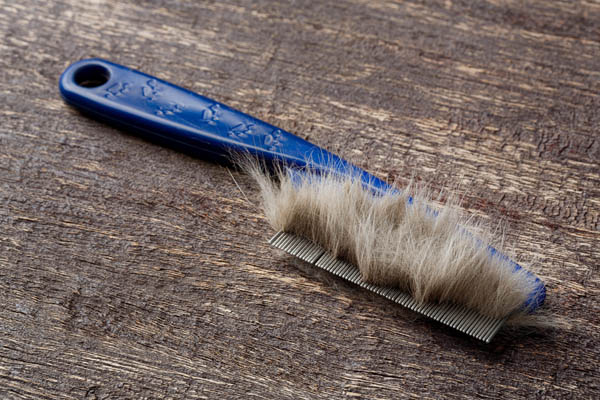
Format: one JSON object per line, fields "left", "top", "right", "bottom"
{"left": 468, "top": 314, "right": 492, "bottom": 338}
{"left": 296, "top": 241, "right": 316, "bottom": 260}
{"left": 450, "top": 306, "right": 474, "bottom": 330}
{"left": 455, "top": 308, "right": 479, "bottom": 333}
{"left": 464, "top": 313, "right": 488, "bottom": 337}
{"left": 270, "top": 232, "right": 291, "bottom": 249}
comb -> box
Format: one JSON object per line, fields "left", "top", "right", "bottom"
{"left": 59, "top": 59, "right": 546, "bottom": 342}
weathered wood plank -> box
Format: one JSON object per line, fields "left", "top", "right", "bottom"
{"left": 1, "top": 0, "right": 598, "bottom": 398}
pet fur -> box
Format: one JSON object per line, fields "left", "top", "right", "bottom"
{"left": 245, "top": 163, "right": 542, "bottom": 320}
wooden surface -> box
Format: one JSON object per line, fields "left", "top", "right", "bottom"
{"left": 1, "top": 0, "right": 599, "bottom": 398}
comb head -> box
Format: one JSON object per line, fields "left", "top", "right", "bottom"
{"left": 270, "top": 231, "right": 508, "bottom": 343}
{"left": 251, "top": 164, "right": 546, "bottom": 330}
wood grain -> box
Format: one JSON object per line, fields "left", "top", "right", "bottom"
{"left": 1, "top": 0, "right": 598, "bottom": 398}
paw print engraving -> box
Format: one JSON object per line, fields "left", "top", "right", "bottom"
{"left": 141, "top": 79, "right": 162, "bottom": 101}
{"left": 156, "top": 102, "right": 184, "bottom": 116}
{"left": 264, "top": 129, "right": 286, "bottom": 151}
{"left": 200, "top": 104, "right": 221, "bottom": 125}
{"left": 228, "top": 123, "right": 256, "bottom": 139}
{"left": 104, "top": 81, "right": 131, "bottom": 98}
{"left": 227, "top": 125, "right": 286, "bottom": 151}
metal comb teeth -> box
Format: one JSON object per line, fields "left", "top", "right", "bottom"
{"left": 269, "top": 231, "right": 507, "bottom": 343}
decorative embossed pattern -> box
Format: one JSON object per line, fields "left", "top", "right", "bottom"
{"left": 104, "top": 81, "right": 131, "bottom": 98}
{"left": 228, "top": 123, "right": 286, "bottom": 150}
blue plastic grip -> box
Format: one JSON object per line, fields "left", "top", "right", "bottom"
{"left": 59, "top": 58, "right": 545, "bottom": 311}
{"left": 59, "top": 58, "right": 389, "bottom": 191}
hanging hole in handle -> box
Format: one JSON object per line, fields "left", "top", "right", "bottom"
{"left": 73, "top": 64, "right": 110, "bottom": 88}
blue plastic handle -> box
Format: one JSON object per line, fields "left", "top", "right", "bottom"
{"left": 59, "top": 58, "right": 545, "bottom": 311}
{"left": 59, "top": 58, "right": 389, "bottom": 191}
